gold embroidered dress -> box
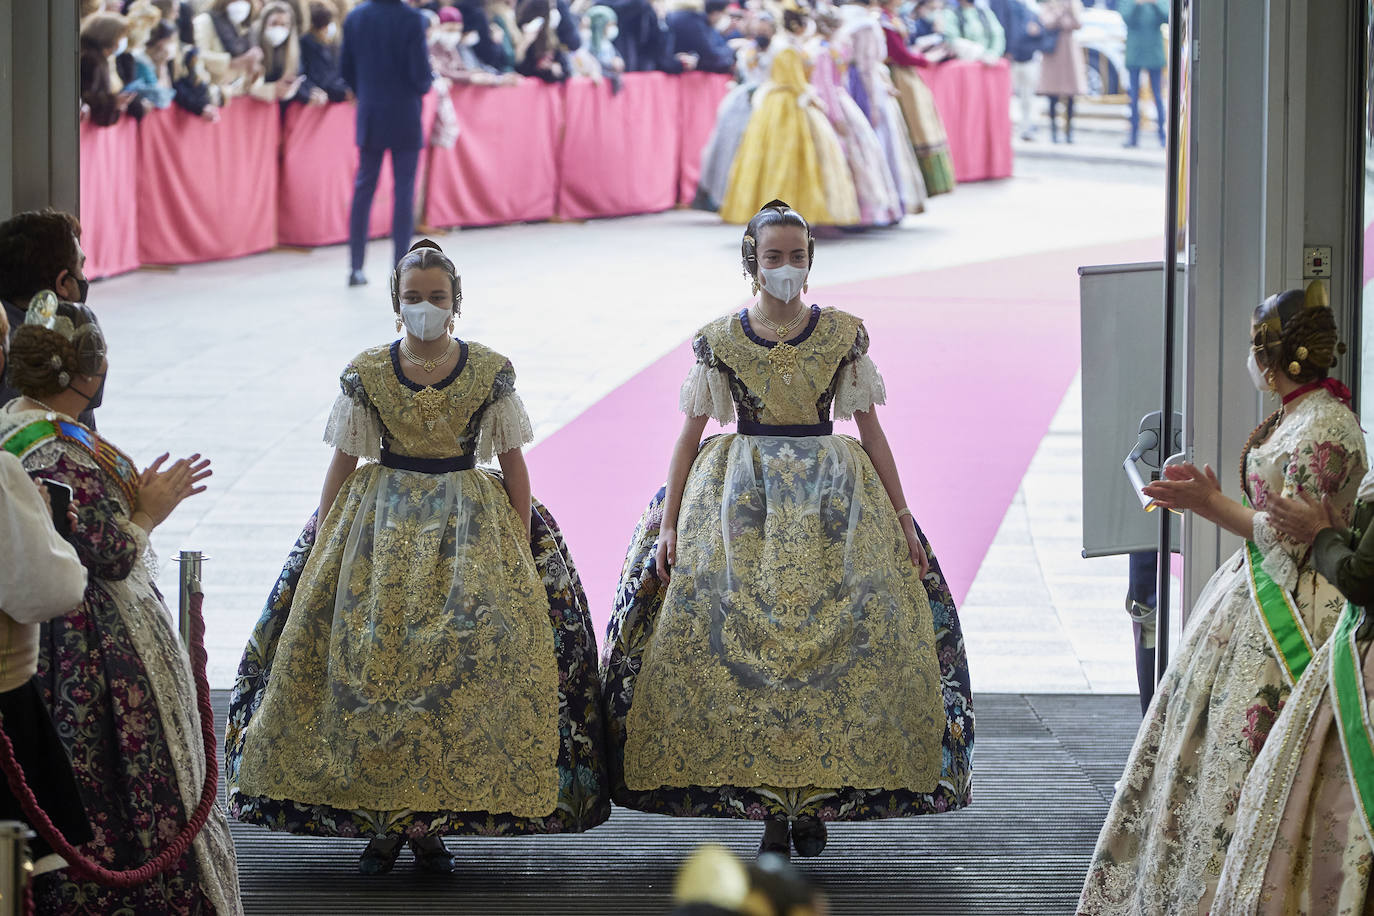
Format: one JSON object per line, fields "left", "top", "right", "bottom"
{"left": 602, "top": 306, "right": 974, "bottom": 821}
{"left": 232, "top": 340, "right": 608, "bottom": 832}
{"left": 1079, "top": 389, "right": 1368, "bottom": 916}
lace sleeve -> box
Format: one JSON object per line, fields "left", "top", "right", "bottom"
{"left": 1252, "top": 436, "right": 1365, "bottom": 591}
{"left": 833, "top": 324, "right": 888, "bottom": 419}
{"left": 476, "top": 362, "right": 535, "bottom": 462}
{"left": 323, "top": 365, "right": 383, "bottom": 460}
{"left": 680, "top": 334, "right": 735, "bottom": 424}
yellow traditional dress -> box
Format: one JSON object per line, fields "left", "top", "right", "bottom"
{"left": 602, "top": 306, "right": 973, "bottom": 822}
{"left": 880, "top": 9, "right": 956, "bottom": 195}
{"left": 719, "top": 38, "right": 861, "bottom": 226}
{"left": 229, "top": 339, "right": 611, "bottom": 837}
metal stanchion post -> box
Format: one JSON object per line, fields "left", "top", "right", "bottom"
{"left": 176, "top": 550, "right": 206, "bottom": 647}
{"left": 0, "top": 821, "right": 33, "bottom": 916}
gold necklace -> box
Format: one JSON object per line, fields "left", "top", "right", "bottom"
{"left": 400, "top": 337, "right": 455, "bottom": 374}
{"left": 751, "top": 303, "right": 808, "bottom": 340}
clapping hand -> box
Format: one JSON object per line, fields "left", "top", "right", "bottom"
{"left": 1266, "top": 490, "right": 1341, "bottom": 545}
{"left": 1140, "top": 462, "right": 1222, "bottom": 514}
{"left": 135, "top": 453, "right": 213, "bottom": 530}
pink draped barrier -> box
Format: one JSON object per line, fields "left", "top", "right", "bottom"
{"left": 137, "top": 100, "right": 280, "bottom": 265}
{"left": 279, "top": 101, "right": 396, "bottom": 247}
{"left": 923, "top": 59, "right": 1013, "bottom": 183}
{"left": 426, "top": 80, "right": 563, "bottom": 228}
{"left": 74, "top": 69, "right": 1011, "bottom": 273}
{"left": 278, "top": 94, "right": 439, "bottom": 247}
{"left": 676, "top": 71, "right": 733, "bottom": 205}
{"left": 78, "top": 119, "right": 141, "bottom": 280}
{"left": 557, "top": 73, "right": 682, "bottom": 220}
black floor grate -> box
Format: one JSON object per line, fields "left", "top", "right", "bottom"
{"left": 213, "top": 691, "right": 1140, "bottom": 915}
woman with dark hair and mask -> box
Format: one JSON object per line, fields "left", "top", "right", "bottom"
{"left": 1079, "top": 285, "right": 1369, "bottom": 915}
{"left": 227, "top": 240, "right": 610, "bottom": 876}
{"left": 0, "top": 293, "right": 241, "bottom": 914}
{"left": 602, "top": 201, "right": 972, "bottom": 859}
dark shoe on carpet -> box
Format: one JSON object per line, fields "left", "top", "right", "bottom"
{"left": 348, "top": 270, "right": 368, "bottom": 287}
{"left": 758, "top": 817, "right": 791, "bottom": 859}
{"left": 358, "top": 836, "right": 403, "bottom": 876}
{"left": 791, "top": 815, "right": 828, "bottom": 858}
{"left": 410, "top": 837, "right": 455, "bottom": 874}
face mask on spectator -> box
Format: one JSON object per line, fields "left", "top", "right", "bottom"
{"left": 438, "top": 30, "right": 463, "bottom": 48}
{"left": 265, "top": 24, "right": 291, "bottom": 46}
{"left": 606, "top": 25, "right": 618, "bottom": 40}
{"left": 462, "top": 30, "right": 481, "bottom": 46}
{"left": 325, "top": 22, "right": 337, "bottom": 40}
{"left": 400, "top": 303, "right": 452, "bottom": 342}
{"left": 226, "top": 0, "right": 252, "bottom": 25}
{"left": 115, "top": 36, "right": 128, "bottom": 55}
{"left": 549, "top": 8, "right": 561, "bottom": 29}
{"left": 1247, "top": 349, "right": 1270, "bottom": 393}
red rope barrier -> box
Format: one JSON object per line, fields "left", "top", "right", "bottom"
{"left": 0, "top": 589, "right": 219, "bottom": 905}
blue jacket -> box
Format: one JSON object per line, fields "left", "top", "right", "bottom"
{"left": 987, "top": 0, "right": 1044, "bottom": 63}
{"left": 664, "top": 9, "right": 735, "bottom": 74}
{"left": 298, "top": 34, "right": 352, "bottom": 102}
{"left": 340, "top": 0, "right": 433, "bottom": 150}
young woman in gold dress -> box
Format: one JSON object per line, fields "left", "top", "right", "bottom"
{"left": 227, "top": 241, "right": 609, "bottom": 875}
{"left": 602, "top": 201, "right": 972, "bottom": 859}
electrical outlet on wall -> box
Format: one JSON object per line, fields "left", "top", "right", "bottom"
{"left": 1303, "top": 246, "right": 1333, "bottom": 278}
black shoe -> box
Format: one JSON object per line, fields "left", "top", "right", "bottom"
{"left": 791, "top": 815, "right": 828, "bottom": 858}
{"left": 758, "top": 817, "right": 791, "bottom": 859}
{"left": 348, "top": 270, "right": 368, "bottom": 287}
{"left": 358, "top": 836, "right": 404, "bottom": 875}
{"left": 409, "top": 837, "right": 455, "bottom": 874}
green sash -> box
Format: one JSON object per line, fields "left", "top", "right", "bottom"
{"left": 1331, "top": 603, "right": 1374, "bottom": 842}
{"left": 1244, "top": 538, "right": 1316, "bottom": 685}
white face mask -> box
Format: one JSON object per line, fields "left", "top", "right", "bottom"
{"left": 226, "top": 0, "right": 252, "bottom": 25}
{"left": 400, "top": 302, "right": 453, "bottom": 341}
{"left": 549, "top": 7, "right": 561, "bottom": 29}
{"left": 759, "top": 264, "right": 807, "bottom": 303}
{"left": 438, "top": 30, "right": 462, "bottom": 48}
{"left": 265, "top": 24, "right": 291, "bottom": 47}
{"left": 606, "top": 25, "right": 619, "bottom": 40}
{"left": 325, "top": 22, "right": 338, "bottom": 40}
{"left": 1247, "top": 348, "right": 1270, "bottom": 393}
{"left": 115, "top": 36, "right": 129, "bottom": 55}
{"left": 462, "top": 30, "right": 481, "bottom": 46}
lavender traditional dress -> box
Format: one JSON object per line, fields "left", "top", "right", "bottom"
{"left": 842, "top": 7, "right": 926, "bottom": 215}
{"left": 694, "top": 44, "right": 771, "bottom": 212}
{"left": 807, "top": 34, "right": 902, "bottom": 226}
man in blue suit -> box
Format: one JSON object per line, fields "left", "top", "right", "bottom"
{"left": 664, "top": 0, "right": 736, "bottom": 75}
{"left": 341, "top": 0, "right": 433, "bottom": 286}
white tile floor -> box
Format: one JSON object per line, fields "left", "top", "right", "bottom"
{"left": 82, "top": 160, "right": 1165, "bottom": 691}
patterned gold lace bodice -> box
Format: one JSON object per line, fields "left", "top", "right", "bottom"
{"left": 347, "top": 341, "right": 512, "bottom": 459}
{"left": 698, "top": 306, "right": 865, "bottom": 426}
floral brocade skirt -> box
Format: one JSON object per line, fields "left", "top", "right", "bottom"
{"left": 601, "top": 433, "right": 973, "bottom": 820}
{"left": 1079, "top": 548, "right": 1345, "bottom": 915}
{"left": 225, "top": 487, "right": 611, "bottom": 838}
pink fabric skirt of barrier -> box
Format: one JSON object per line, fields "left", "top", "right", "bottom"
{"left": 426, "top": 80, "right": 562, "bottom": 228}
{"left": 79, "top": 118, "right": 141, "bottom": 280}
{"left": 137, "top": 100, "right": 280, "bottom": 265}
{"left": 278, "top": 101, "right": 395, "bottom": 248}
{"left": 923, "top": 59, "right": 1013, "bottom": 183}
{"left": 676, "top": 71, "right": 733, "bottom": 205}
{"left": 557, "top": 73, "right": 682, "bottom": 220}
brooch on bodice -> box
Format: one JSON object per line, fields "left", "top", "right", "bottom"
{"left": 768, "top": 342, "right": 800, "bottom": 385}
{"left": 413, "top": 386, "right": 446, "bottom": 431}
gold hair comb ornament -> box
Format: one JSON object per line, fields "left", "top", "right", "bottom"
{"left": 24, "top": 290, "right": 59, "bottom": 329}
{"left": 1304, "top": 279, "right": 1329, "bottom": 310}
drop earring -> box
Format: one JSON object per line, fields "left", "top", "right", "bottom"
{"left": 802, "top": 281, "right": 808, "bottom": 294}
{"left": 395, "top": 316, "right": 403, "bottom": 333}
{"left": 751, "top": 277, "right": 761, "bottom": 296}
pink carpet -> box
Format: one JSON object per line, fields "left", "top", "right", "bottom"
{"left": 527, "top": 237, "right": 1163, "bottom": 635}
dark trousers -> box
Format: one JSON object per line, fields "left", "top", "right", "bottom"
{"left": 1127, "top": 550, "right": 1158, "bottom": 715}
{"left": 348, "top": 146, "right": 421, "bottom": 272}
{"left": 1127, "top": 67, "right": 1165, "bottom": 144}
